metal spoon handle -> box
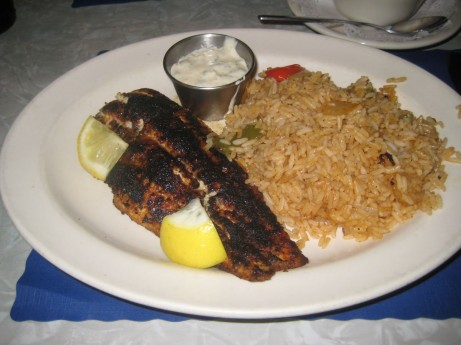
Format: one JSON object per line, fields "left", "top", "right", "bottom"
{"left": 258, "top": 15, "right": 383, "bottom": 30}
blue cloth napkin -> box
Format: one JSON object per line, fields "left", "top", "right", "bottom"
{"left": 10, "top": 250, "right": 461, "bottom": 321}
{"left": 11, "top": 251, "right": 189, "bottom": 322}
{"left": 393, "top": 49, "right": 458, "bottom": 91}
{"left": 10, "top": 49, "right": 461, "bottom": 322}
{"left": 72, "top": 0, "right": 146, "bottom": 8}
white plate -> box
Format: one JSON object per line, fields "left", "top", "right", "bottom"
{"left": 288, "top": 0, "right": 461, "bottom": 50}
{"left": 1, "top": 29, "right": 461, "bottom": 319}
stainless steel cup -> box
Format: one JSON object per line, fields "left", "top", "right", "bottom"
{"left": 163, "top": 33, "right": 256, "bottom": 121}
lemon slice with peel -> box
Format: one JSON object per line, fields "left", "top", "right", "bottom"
{"left": 77, "top": 116, "right": 128, "bottom": 181}
{"left": 160, "top": 198, "right": 227, "bottom": 268}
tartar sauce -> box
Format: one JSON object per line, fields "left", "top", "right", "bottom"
{"left": 171, "top": 37, "right": 249, "bottom": 87}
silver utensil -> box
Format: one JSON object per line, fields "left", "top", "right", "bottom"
{"left": 258, "top": 15, "right": 448, "bottom": 35}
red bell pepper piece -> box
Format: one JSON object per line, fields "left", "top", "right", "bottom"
{"left": 264, "top": 64, "right": 304, "bottom": 82}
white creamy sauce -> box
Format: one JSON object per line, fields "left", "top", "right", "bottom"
{"left": 171, "top": 37, "right": 249, "bottom": 87}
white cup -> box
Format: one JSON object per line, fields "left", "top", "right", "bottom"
{"left": 333, "top": 0, "right": 426, "bottom": 26}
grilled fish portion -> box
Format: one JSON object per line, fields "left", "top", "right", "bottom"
{"left": 96, "top": 88, "right": 308, "bottom": 281}
{"left": 106, "top": 142, "right": 203, "bottom": 236}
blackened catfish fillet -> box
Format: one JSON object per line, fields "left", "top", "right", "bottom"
{"left": 96, "top": 88, "right": 308, "bottom": 281}
{"left": 106, "top": 142, "right": 203, "bottom": 236}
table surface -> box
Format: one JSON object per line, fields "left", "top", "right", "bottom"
{"left": 1, "top": 1, "right": 461, "bottom": 344}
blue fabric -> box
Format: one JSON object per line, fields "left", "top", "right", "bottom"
{"left": 72, "top": 0, "right": 146, "bottom": 8}
{"left": 11, "top": 250, "right": 461, "bottom": 321}
{"left": 10, "top": 49, "right": 461, "bottom": 322}
{"left": 314, "top": 251, "right": 461, "bottom": 321}
{"left": 392, "top": 49, "right": 457, "bottom": 91}
{"left": 11, "top": 251, "right": 189, "bottom": 322}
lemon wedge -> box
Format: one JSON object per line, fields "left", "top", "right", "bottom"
{"left": 160, "top": 198, "right": 227, "bottom": 268}
{"left": 77, "top": 116, "right": 128, "bottom": 181}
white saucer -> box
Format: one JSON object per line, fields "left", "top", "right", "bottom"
{"left": 287, "top": 0, "right": 461, "bottom": 50}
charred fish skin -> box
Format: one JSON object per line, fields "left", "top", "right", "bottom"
{"left": 97, "top": 88, "right": 308, "bottom": 281}
{"left": 209, "top": 184, "right": 308, "bottom": 281}
{"left": 106, "top": 142, "right": 202, "bottom": 236}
